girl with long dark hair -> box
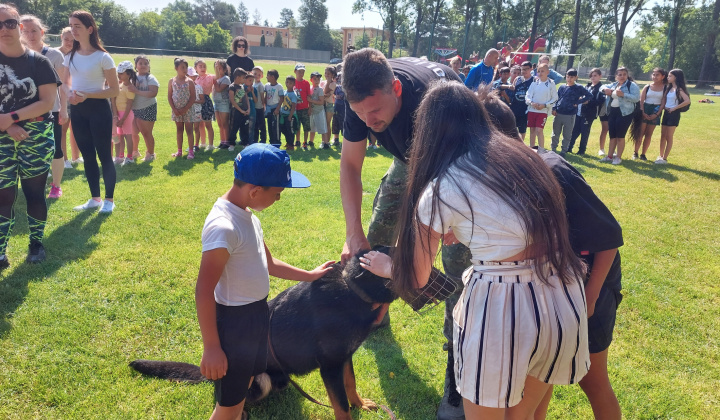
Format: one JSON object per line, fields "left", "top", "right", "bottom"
{"left": 20, "top": 14, "right": 68, "bottom": 199}
{"left": 360, "top": 82, "right": 589, "bottom": 418}
{"left": 656, "top": 68, "right": 690, "bottom": 164}
{"left": 63, "top": 10, "right": 119, "bottom": 213}
{"left": 0, "top": 4, "right": 60, "bottom": 267}
{"left": 634, "top": 68, "right": 667, "bottom": 160}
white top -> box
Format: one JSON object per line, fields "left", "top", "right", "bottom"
{"left": 265, "top": 83, "right": 284, "bottom": 107}
{"left": 132, "top": 74, "right": 159, "bottom": 110}
{"left": 665, "top": 89, "right": 679, "bottom": 108}
{"left": 42, "top": 47, "right": 64, "bottom": 112}
{"left": 525, "top": 78, "right": 558, "bottom": 114}
{"left": 253, "top": 81, "right": 265, "bottom": 109}
{"left": 62, "top": 50, "right": 115, "bottom": 93}
{"left": 202, "top": 199, "right": 269, "bottom": 306}
{"left": 417, "top": 159, "right": 527, "bottom": 264}
{"left": 610, "top": 91, "right": 620, "bottom": 107}
{"left": 645, "top": 86, "right": 664, "bottom": 105}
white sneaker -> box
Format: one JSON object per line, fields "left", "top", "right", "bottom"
{"left": 113, "top": 157, "right": 124, "bottom": 165}
{"left": 611, "top": 157, "right": 622, "bottom": 165}
{"left": 598, "top": 149, "right": 606, "bottom": 156}
{"left": 73, "top": 157, "right": 84, "bottom": 164}
{"left": 654, "top": 158, "right": 667, "bottom": 164}
{"left": 122, "top": 157, "right": 134, "bottom": 166}
{"left": 98, "top": 200, "right": 115, "bottom": 214}
{"left": 599, "top": 156, "right": 612, "bottom": 163}
{"left": 228, "top": 146, "right": 235, "bottom": 151}
{"left": 64, "top": 160, "right": 73, "bottom": 169}
{"left": 73, "top": 199, "right": 102, "bottom": 211}
{"left": 206, "top": 145, "right": 215, "bottom": 150}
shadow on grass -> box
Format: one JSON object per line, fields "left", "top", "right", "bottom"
{"left": 285, "top": 146, "right": 342, "bottom": 162}
{"left": 364, "top": 325, "right": 441, "bottom": 418}
{"left": 247, "top": 380, "right": 305, "bottom": 418}
{"left": 116, "top": 161, "right": 154, "bottom": 182}
{"left": 0, "top": 210, "right": 108, "bottom": 337}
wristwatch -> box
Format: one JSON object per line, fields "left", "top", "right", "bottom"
{"left": 10, "top": 112, "right": 20, "bottom": 122}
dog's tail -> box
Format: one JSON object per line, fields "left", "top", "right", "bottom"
{"left": 246, "top": 373, "right": 272, "bottom": 403}
{"left": 129, "top": 360, "right": 207, "bottom": 384}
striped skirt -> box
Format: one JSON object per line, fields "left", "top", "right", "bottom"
{"left": 452, "top": 261, "right": 589, "bottom": 408}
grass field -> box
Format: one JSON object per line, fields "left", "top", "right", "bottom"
{"left": 0, "top": 54, "right": 718, "bottom": 419}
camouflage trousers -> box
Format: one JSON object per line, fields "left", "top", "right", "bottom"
{"left": 366, "top": 157, "right": 471, "bottom": 345}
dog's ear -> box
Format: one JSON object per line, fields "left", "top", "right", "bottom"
{"left": 342, "top": 247, "right": 396, "bottom": 303}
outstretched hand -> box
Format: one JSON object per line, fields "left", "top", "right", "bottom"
{"left": 359, "top": 251, "right": 392, "bottom": 279}
{"left": 308, "top": 260, "right": 336, "bottom": 281}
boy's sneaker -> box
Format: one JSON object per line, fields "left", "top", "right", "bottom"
{"left": 611, "top": 157, "right": 622, "bottom": 165}
{"left": 599, "top": 156, "right": 612, "bottom": 163}
{"left": 64, "top": 160, "right": 73, "bottom": 169}
{"left": 302, "top": 142, "right": 308, "bottom": 150}
{"left": 73, "top": 198, "right": 102, "bottom": 211}
{"left": 99, "top": 200, "right": 115, "bottom": 214}
{"left": 228, "top": 145, "right": 235, "bottom": 151}
{"left": 26, "top": 241, "right": 46, "bottom": 264}
{"left": 308, "top": 141, "right": 315, "bottom": 147}
{"left": 218, "top": 143, "right": 229, "bottom": 149}
{"left": 632, "top": 152, "right": 639, "bottom": 160}
{"left": 0, "top": 255, "right": 9, "bottom": 271}
{"left": 295, "top": 140, "right": 301, "bottom": 148}
{"left": 598, "top": 149, "right": 606, "bottom": 156}
{"left": 640, "top": 154, "right": 648, "bottom": 161}
{"left": 332, "top": 139, "right": 340, "bottom": 146}
{"left": 193, "top": 146, "right": 200, "bottom": 152}
{"left": 48, "top": 184, "right": 62, "bottom": 199}
{"left": 654, "top": 158, "right": 667, "bottom": 164}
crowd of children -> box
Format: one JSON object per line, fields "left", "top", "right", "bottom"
{"left": 488, "top": 54, "right": 690, "bottom": 165}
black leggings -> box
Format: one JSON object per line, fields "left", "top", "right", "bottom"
{"left": 52, "top": 112, "right": 63, "bottom": 159}
{"left": 70, "top": 99, "right": 116, "bottom": 199}
{"left": 0, "top": 173, "right": 49, "bottom": 228}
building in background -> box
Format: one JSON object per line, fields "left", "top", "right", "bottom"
{"left": 340, "top": 27, "right": 390, "bottom": 58}
{"left": 231, "top": 23, "right": 298, "bottom": 49}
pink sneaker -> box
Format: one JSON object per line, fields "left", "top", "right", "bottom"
{"left": 187, "top": 151, "right": 195, "bottom": 160}
{"left": 48, "top": 184, "right": 62, "bottom": 199}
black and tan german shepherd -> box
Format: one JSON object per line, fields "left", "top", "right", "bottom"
{"left": 130, "top": 249, "right": 396, "bottom": 420}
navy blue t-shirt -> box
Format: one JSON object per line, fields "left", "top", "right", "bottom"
{"left": 540, "top": 152, "right": 623, "bottom": 291}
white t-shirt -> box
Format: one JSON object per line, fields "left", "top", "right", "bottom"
{"left": 417, "top": 159, "right": 527, "bottom": 263}
{"left": 202, "top": 198, "right": 269, "bottom": 306}
{"left": 62, "top": 50, "right": 115, "bottom": 93}
{"left": 265, "top": 83, "right": 284, "bottom": 107}
{"left": 41, "top": 47, "right": 64, "bottom": 112}
{"left": 132, "top": 74, "right": 159, "bottom": 110}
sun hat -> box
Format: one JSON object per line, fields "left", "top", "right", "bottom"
{"left": 187, "top": 67, "right": 198, "bottom": 76}
{"left": 234, "top": 144, "right": 310, "bottom": 188}
{"left": 117, "top": 61, "right": 133, "bottom": 73}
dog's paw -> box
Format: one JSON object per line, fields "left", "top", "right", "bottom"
{"left": 357, "top": 398, "right": 378, "bottom": 411}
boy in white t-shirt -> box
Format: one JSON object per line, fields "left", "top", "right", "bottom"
{"left": 196, "top": 143, "right": 334, "bottom": 420}
{"left": 264, "top": 69, "right": 285, "bottom": 146}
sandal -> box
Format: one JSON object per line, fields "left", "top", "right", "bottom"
{"left": 171, "top": 151, "right": 182, "bottom": 158}
{"left": 187, "top": 151, "right": 195, "bottom": 160}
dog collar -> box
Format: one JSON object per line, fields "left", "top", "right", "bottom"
{"left": 344, "top": 277, "right": 376, "bottom": 304}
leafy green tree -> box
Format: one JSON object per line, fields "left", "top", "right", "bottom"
{"left": 160, "top": 8, "right": 196, "bottom": 50}
{"left": 238, "top": 1, "right": 249, "bottom": 22}
{"left": 134, "top": 10, "right": 163, "bottom": 48}
{"left": 274, "top": 30, "right": 285, "bottom": 47}
{"left": 213, "top": 1, "right": 240, "bottom": 30}
{"left": 355, "top": 32, "right": 371, "bottom": 49}
{"left": 260, "top": 34, "right": 266, "bottom": 46}
{"left": 353, "top": 0, "right": 406, "bottom": 58}
{"left": 330, "top": 29, "right": 343, "bottom": 57}
{"left": 697, "top": 0, "right": 720, "bottom": 87}
{"left": 252, "top": 9, "right": 261, "bottom": 25}
{"left": 298, "top": 0, "right": 333, "bottom": 51}
{"left": 278, "top": 8, "right": 294, "bottom": 27}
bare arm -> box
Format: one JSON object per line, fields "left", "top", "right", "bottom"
{"left": 264, "top": 242, "right": 334, "bottom": 281}
{"left": 77, "top": 68, "right": 119, "bottom": 99}
{"left": 195, "top": 248, "right": 230, "bottom": 381}
{"left": 340, "top": 139, "right": 370, "bottom": 263}
{"left": 0, "top": 83, "right": 56, "bottom": 132}
{"left": 584, "top": 248, "right": 617, "bottom": 317}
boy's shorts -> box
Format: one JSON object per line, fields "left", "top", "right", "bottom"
{"left": 513, "top": 110, "right": 528, "bottom": 134}
{"left": 527, "top": 111, "right": 548, "bottom": 128}
{"left": 214, "top": 298, "right": 269, "bottom": 407}
{"left": 296, "top": 108, "right": 311, "bottom": 132}
{"left": 587, "top": 286, "right": 622, "bottom": 353}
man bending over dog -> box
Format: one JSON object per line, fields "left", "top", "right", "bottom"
{"left": 339, "top": 48, "right": 470, "bottom": 419}
{"left": 196, "top": 143, "right": 334, "bottom": 420}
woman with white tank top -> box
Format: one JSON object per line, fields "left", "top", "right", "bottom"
{"left": 657, "top": 69, "right": 690, "bottom": 164}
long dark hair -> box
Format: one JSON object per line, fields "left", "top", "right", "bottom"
{"left": 391, "top": 82, "right": 584, "bottom": 301}
{"left": 668, "top": 68, "right": 689, "bottom": 99}
{"left": 69, "top": 11, "right": 106, "bottom": 65}
{"left": 616, "top": 67, "right": 643, "bottom": 145}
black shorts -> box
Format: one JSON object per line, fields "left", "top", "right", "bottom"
{"left": 214, "top": 298, "right": 269, "bottom": 407}
{"left": 607, "top": 107, "right": 633, "bottom": 139}
{"left": 587, "top": 285, "right": 622, "bottom": 353}
{"left": 513, "top": 109, "right": 528, "bottom": 134}
{"left": 599, "top": 113, "right": 609, "bottom": 122}
{"left": 52, "top": 112, "right": 63, "bottom": 159}
{"left": 661, "top": 110, "right": 681, "bottom": 127}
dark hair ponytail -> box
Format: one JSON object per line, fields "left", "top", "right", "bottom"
{"left": 391, "top": 81, "right": 585, "bottom": 301}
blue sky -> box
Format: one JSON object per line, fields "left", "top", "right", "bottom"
{"left": 121, "top": 0, "right": 385, "bottom": 30}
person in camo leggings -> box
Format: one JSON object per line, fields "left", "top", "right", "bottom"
{"left": 0, "top": 3, "right": 61, "bottom": 269}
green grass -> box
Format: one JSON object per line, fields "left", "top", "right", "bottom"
{"left": 0, "top": 55, "right": 719, "bottom": 419}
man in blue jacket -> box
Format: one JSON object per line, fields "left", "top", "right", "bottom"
{"left": 464, "top": 49, "right": 499, "bottom": 90}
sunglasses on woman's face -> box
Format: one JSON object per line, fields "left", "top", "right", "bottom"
{"left": 0, "top": 19, "right": 19, "bottom": 30}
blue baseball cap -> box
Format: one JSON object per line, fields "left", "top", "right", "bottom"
{"left": 234, "top": 144, "right": 310, "bottom": 188}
